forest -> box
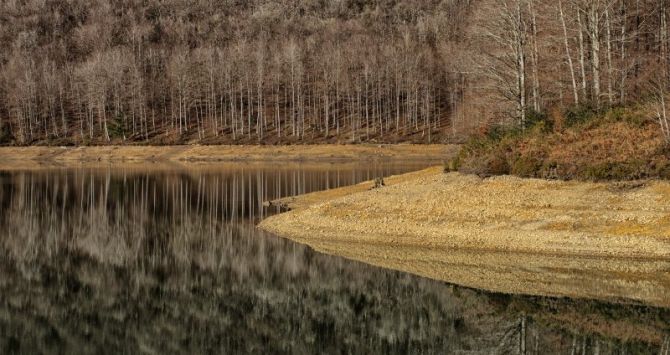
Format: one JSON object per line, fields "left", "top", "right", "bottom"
{"left": 0, "top": 0, "right": 669, "bottom": 145}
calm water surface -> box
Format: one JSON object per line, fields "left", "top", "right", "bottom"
{"left": 0, "top": 162, "right": 668, "bottom": 354}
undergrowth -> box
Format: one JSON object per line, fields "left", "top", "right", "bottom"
{"left": 452, "top": 105, "right": 670, "bottom": 181}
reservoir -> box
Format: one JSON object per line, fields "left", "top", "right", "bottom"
{"left": 0, "top": 162, "right": 667, "bottom": 354}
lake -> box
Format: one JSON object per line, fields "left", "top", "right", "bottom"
{"left": 0, "top": 162, "right": 668, "bottom": 354}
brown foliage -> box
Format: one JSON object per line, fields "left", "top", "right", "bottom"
{"left": 2, "top": 0, "right": 670, "bottom": 146}
{"left": 459, "top": 108, "right": 670, "bottom": 181}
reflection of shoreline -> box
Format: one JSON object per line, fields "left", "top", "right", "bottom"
{"left": 303, "top": 241, "right": 670, "bottom": 308}
{"left": 260, "top": 167, "right": 670, "bottom": 307}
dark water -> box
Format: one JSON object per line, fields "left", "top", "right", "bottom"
{"left": 0, "top": 163, "right": 668, "bottom": 355}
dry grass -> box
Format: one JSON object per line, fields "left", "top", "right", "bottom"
{"left": 0, "top": 144, "right": 457, "bottom": 169}
{"left": 266, "top": 166, "right": 444, "bottom": 210}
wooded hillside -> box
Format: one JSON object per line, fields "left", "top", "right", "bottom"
{"left": 0, "top": 0, "right": 668, "bottom": 145}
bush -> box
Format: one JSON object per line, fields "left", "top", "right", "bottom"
{"left": 511, "top": 155, "right": 543, "bottom": 178}
{"left": 108, "top": 113, "right": 128, "bottom": 139}
{"left": 444, "top": 156, "right": 461, "bottom": 172}
{"left": 525, "top": 109, "right": 553, "bottom": 132}
{"left": 603, "top": 106, "right": 651, "bottom": 128}
{"left": 0, "top": 120, "right": 13, "bottom": 145}
{"left": 656, "top": 161, "right": 670, "bottom": 179}
{"left": 455, "top": 105, "right": 670, "bottom": 181}
{"left": 564, "top": 104, "right": 599, "bottom": 127}
{"left": 485, "top": 149, "right": 511, "bottom": 175}
{"left": 582, "top": 160, "right": 648, "bottom": 181}
{"left": 484, "top": 123, "right": 517, "bottom": 141}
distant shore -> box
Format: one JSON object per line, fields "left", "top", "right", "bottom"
{"left": 260, "top": 167, "right": 670, "bottom": 306}
{"left": 0, "top": 144, "right": 458, "bottom": 169}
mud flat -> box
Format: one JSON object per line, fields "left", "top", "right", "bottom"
{"left": 259, "top": 167, "right": 670, "bottom": 307}
{"left": 0, "top": 144, "right": 456, "bottom": 170}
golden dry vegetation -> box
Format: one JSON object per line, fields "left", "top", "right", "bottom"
{"left": 0, "top": 144, "right": 457, "bottom": 169}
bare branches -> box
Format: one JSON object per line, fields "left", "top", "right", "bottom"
{"left": 0, "top": 0, "right": 670, "bottom": 144}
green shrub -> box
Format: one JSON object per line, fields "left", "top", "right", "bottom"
{"left": 583, "top": 160, "right": 648, "bottom": 181}
{"left": 604, "top": 106, "right": 650, "bottom": 128}
{"left": 656, "top": 161, "right": 670, "bottom": 179}
{"left": 0, "top": 120, "right": 13, "bottom": 144}
{"left": 485, "top": 123, "right": 516, "bottom": 141}
{"left": 108, "top": 113, "right": 128, "bottom": 139}
{"left": 525, "top": 109, "right": 553, "bottom": 132}
{"left": 511, "top": 155, "right": 543, "bottom": 178}
{"left": 444, "top": 156, "right": 461, "bottom": 172}
{"left": 564, "top": 104, "right": 598, "bottom": 127}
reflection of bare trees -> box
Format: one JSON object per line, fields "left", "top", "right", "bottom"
{"left": 0, "top": 164, "right": 421, "bottom": 270}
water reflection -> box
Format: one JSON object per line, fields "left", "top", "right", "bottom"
{"left": 0, "top": 164, "right": 668, "bottom": 354}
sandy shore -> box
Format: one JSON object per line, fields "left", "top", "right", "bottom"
{"left": 0, "top": 144, "right": 457, "bottom": 169}
{"left": 260, "top": 167, "right": 670, "bottom": 306}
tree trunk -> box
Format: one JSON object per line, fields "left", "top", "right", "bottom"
{"left": 578, "top": 11, "right": 588, "bottom": 100}
{"left": 606, "top": 8, "right": 614, "bottom": 105}
{"left": 588, "top": 4, "right": 602, "bottom": 108}
{"left": 620, "top": 0, "right": 627, "bottom": 102}
{"left": 516, "top": 0, "right": 527, "bottom": 128}
{"left": 559, "top": 0, "right": 579, "bottom": 105}
{"left": 528, "top": 0, "right": 540, "bottom": 112}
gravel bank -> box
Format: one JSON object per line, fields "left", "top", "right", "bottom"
{"left": 259, "top": 168, "right": 670, "bottom": 306}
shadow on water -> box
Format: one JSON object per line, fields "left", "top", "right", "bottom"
{"left": 0, "top": 162, "right": 668, "bottom": 354}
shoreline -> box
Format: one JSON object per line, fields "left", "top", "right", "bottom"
{"left": 0, "top": 145, "right": 456, "bottom": 169}
{"left": 259, "top": 167, "right": 670, "bottom": 306}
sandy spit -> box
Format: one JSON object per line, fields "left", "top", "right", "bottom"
{"left": 259, "top": 167, "right": 670, "bottom": 306}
